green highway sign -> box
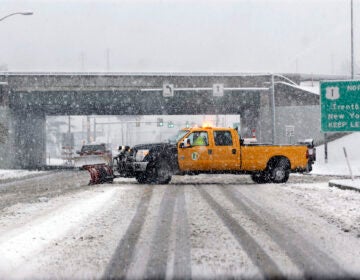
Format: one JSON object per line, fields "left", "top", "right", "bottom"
{"left": 320, "top": 80, "right": 360, "bottom": 132}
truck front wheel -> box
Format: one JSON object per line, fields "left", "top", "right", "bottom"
{"left": 251, "top": 172, "right": 271, "bottom": 184}
{"left": 154, "top": 160, "right": 172, "bottom": 184}
{"left": 135, "top": 172, "right": 148, "bottom": 184}
{"left": 144, "top": 159, "right": 172, "bottom": 184}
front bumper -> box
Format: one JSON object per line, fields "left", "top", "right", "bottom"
{"left": 132, "top": 161, "right": 149, "bottom": 172}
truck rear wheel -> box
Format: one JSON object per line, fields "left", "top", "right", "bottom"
{"left": 269, "top": 158, "right": 290, "bottom": 183}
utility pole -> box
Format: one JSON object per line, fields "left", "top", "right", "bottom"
{"left": 87, "top": 115, "right": 91, "bottom": 143}
{"left": 324, "top": 133, "right": 328, "bottom": 163}
{"left": 68, "top": 115, "right": 71, "bottom": 134}
{"left": 93, "top": 118, "right": 97, "bottom": 142}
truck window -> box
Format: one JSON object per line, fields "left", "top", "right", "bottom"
{"left": 188, "top": 131, "right": 209, "bottom": 146}
{"left": 214, "top": 131, "right": 233, "bottom": 146}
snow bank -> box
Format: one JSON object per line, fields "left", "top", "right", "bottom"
{"left": 311, "top": 132, "right": 360, "bottom": 190}
{"left": 0, "top": 169, "right": 46, "bottom": 180}
{"left": 0, "top": 187, "right": 118, "bottom": 277}
{"left": 312, "top": 132, "right": 360, "bottom": 176}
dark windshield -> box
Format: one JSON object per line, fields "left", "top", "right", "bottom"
{"left": 81, "top": 144, "right": 106, "bottom": 153}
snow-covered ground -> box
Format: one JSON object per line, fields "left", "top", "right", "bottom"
{"left": 0, "top": 177, "right": 359, "bottom": 278}
{"left": 0, "top": 134, "right": 360, "bottom": 278}
{"left": 312, "top": 132, "right": 360, "bottom": 190}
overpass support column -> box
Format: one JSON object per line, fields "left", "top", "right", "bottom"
{"left": 0, "top": 106, "right": 16, "bottom": 168}
{"left": 12, "top": 110, "right": 46, "bottom": 169}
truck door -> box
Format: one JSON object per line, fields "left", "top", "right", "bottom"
{"left": 178, "top": 131, "right": 212, "bottom": 171}
{"left": 210, "top": 130, "right": 240, "bottom": 170}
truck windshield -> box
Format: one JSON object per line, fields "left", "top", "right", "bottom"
{"left": 168, "top": 129, "right": 189, "bottom": 144}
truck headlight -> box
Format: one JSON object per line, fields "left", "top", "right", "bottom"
{"left": 135, "top": 149, "right": 150, "bottom": 161}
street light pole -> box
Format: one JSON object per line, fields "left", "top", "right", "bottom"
{"left": 267, "top": 73, "right": 298, "bottom": 145}
{"left": 0, "top": 11, "right": 33, "bottom": 22}
{"left": 351, "top": 0, "right": 354, "bottom": 79}
{"left": 271, "top": 74, "right": 276, "bottom": 144}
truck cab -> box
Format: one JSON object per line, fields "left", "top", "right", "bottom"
{"left": 178, "top": 127, "right": 240, "bottom": 171}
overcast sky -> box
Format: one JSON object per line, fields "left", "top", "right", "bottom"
{"left": 0, "top": 0, "right": 359, "bottom": 75}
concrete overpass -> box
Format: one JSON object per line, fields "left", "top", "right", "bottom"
{"left": 0, "top": 72, "right": 320, "bottom": 169}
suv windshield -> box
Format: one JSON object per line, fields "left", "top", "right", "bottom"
{"left": 81, "top": 144, "right": 106, "bottom": 153}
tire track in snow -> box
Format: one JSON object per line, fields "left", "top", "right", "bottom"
{"left": 197, "top": 186, "right": 284, "bottom": 278}
{"left": 144, "top": 186, "right": 178, "bottom": 279}
{"left": 222, "top": 185, "right": 350, "bottom": 279}
{"left": 104, "top": 186, "right": 153, "bottom": 279}
{"left": 173, "top": 186, "right": 191, "bottom": 279}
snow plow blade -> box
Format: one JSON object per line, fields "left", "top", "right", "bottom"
{"left": 83, "top": 164, "right": 114, "bottom": 185}
{"left": 74, "top": 155, "right": 112, "bottom": 168}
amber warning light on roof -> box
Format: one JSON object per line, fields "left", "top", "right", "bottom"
{"left": 202, "top": 121, "right": 213, "bottom": 127}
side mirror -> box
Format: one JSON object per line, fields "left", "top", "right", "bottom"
{"left": 180, "top": 138, "right": 190, "bottom": 148}
{"left": 76, "top": 150, "right": 81, "bottom": 154}
{"left": 240, "top": 138, "right": 244, "bottom": 145}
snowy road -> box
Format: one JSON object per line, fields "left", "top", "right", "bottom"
{"left": 0, "top": 172, "right": 360, "bottom": 279}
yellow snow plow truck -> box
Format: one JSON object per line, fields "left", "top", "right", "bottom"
{"left": 83, "top": 126, "right": 315, "bottom": 185}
